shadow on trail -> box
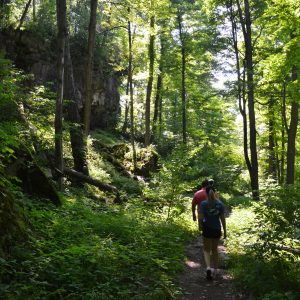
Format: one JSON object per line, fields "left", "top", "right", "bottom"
{"left": 178, "top": 236, "right": 248, "bottom": 300}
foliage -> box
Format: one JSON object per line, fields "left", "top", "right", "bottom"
{"left": 144, "top": 146, "right": 192, "bottom": 220}
{"left": 0, "top": 55, "right": 28, "bottom": 255}
{"left": 0, "top": 191, "right": 194, "bottom": 299}
{"left": 0, "top": 55, "right": 23, "bottom": 189}
{"left": 226, "top": 185, "right": 300, "bottom": 299}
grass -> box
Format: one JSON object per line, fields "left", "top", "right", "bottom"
{"left": 0, "top": 190, "right": 195, "bottom": 300}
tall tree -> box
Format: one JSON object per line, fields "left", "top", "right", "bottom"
{"left": 128, "top": 6, "right": 137, "bottom": 169}
{"left": 65, "top": 35, "right": 89, "bottom": 176}
{"left": 285, "top": 66, "right": 299, "bottom": 184}
{"left": 228, "top": 1, "right": 252, "bottom": 179}
{"left": 144, "top": 2, "right": 155, "bottom": 146}
{"left": 232, "top": 0, "right": 259, "bottom": 199}
{"left": 32, "top": 0, "right": 36, "bottom": 21}
{"left": 267, "top": 97, "right": 277, "bottom": 179}
{"left": 152, "top": 31, "right": 165, "bottom": 142}
{"left": 55, "top": 0, "right": 67, "bottom": 190}
{"left": 83, "top": 0, "right": 98, "bottom": 136}
{"left": 177, "top": 8, "right": 187, "bottom": 145}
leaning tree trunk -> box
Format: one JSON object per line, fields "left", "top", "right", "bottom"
{"left": 83, "top": 0, "right": 98, "bottom": 136}
{"left": 17, "top": 0, "right": 32, "bottom": 31}
{"left": 177, "top": 11, "right": 187, "bottom": 145}
{"left": 145, "top": 13, "right": 155, "bottom": 146}
{"left": 55, "top": 0, "right": 67, "bottom": 191}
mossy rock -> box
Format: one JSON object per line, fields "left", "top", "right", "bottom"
{"left": 6, "top": 145, "right": 61, "bottom": 206}
{"left": 0, "top": 187, "right": 26, "bottom": 255}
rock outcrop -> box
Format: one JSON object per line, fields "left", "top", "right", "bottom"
{"left": 0, "top": 28, "right": 120, "bottom": 130}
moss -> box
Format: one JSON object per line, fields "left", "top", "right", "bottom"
{"left": 0, "top": 187, "right": 26, "bottom": 255}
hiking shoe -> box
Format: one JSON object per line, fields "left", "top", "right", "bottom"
{"left": 206, "top": 269, "right": 213, "bottom": 280}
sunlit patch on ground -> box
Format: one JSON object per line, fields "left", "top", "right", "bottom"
{"left": 185, "top": 260, "right": 201, "bottom": 268}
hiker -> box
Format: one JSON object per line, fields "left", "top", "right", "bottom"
{"left": 199, "top": 187, "right": 226, "bottom": 280}
{"left": 192, "top": 179, "right": 210, "bottom": 231}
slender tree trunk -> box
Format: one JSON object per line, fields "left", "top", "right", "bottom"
{"left": 17, "top": 0, "right": 32, "bottom": 30}
{"left": 158, "top": 80, "right": 163, "bottom": 140}
{"left": 55, "top": 0, "right": 67, "bottom": 190}
{"left": 32, "top": 0, "right": 36, "bottom": 21}
{"left": 280, "top": 82, "right": 287, "bottom": 184}
{"left": 128, "top": 7, "right": 137, "bottom": 170}
{"left": 228, "top": 2, "right": 252, "bottom": 176}
{"left": 177, "top": 11, "right": 187, "bottom": 145}
{"left": 65, "top": 36, "right": 89, "bottom": 177}
{"left": 122, "top": 80, "right": 129, "bottom": 134}
{"left": 268, "top": 97, "right": 277, "bottom": 179}
{"left": 280, "top": 127, "right": 285, "bottom": 185}
{"left": 286, "top": 66, "right": 299, "bottom": 184}
{"left": 145, "top": 13, "right": 155, "bottom": 146}
{"left": 83, "top": 0, "right": 98, "bottom": 136}
{"left": 236, "top": 0, "right": 259, "bottom": 199}
{"left": 152, "top": 67, "right": 162, "bottom": 141}
{"left": 152, "top": 32, "right": 165, "bottom": 142}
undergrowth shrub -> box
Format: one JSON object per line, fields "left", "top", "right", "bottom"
{"left": 0, "top": 190, "right": 194, "bottom": 299}
{"left": 226, "top": 183, "right": 300, "bottom": 299}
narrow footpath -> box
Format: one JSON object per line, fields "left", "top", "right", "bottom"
{"left": 178, "top": 236, "right": 247, "bottom": 300}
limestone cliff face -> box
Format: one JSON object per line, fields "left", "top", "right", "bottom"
{"left": 0, "top": 29, "right": 120, "bottom": 130}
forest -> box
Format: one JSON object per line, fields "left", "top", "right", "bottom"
{"left": 0, "top": 0, "right": 299, "bottom": 299}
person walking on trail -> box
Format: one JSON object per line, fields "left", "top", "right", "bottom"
{"left": 199, "top": 187, "right": 227, "bottom": 280}
{"left": 192, "top": 179, "right": 210, "bottom": 231}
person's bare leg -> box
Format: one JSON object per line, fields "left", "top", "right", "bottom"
{"left": 203, "top": 237, "right": 213, "bottom": 280}
{"left": 211, "top": 238, "right": 220, "bottom": 272}
{"left": 203, "top": 237, "right": 212, "bottom": 267}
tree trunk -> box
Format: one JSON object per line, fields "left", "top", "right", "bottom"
{"left": 268, "top": 98, "right": 277, "bottom": 179}
{"left": 55, "top": 0, "right": 67, "bottom": 191}
{"left": 145, "top": 13, "right": 155, "bottom": 146}
{"left": 17, "top": 0, "right": 32, "bottom": 31}
{"left": 280, "top": 82, "right": 287, "bottom": 184}
{"left": 228, "top": 2, "right": 252, "bottom": 176}
{"left": 83, "top": 0, "right": 98, "bottom": 136}
{"left": 32, "top": 0, "right": 36, "bottom": 21}
{"left": 236, "top": 0, "right": 259, "bottom": 199}
{"left": 177, "top": 11, "right": 187, "bottom": 145}
{"left": 122, "top": 80, "right": 129, "bottom": 134}
{"left": 128, "top": 7, "right": 137, "bottom": 170}
{"left": 152, "top": 32, "right": 165, "bottom": 143}
{"left": 286, "top": 68, "right": 299, "bottom": 184}
{"left": 65, "top": 36, "right": 89, "bottom": 177}
{"left": 64, "top": 167, "right": 120, "bottom": 200}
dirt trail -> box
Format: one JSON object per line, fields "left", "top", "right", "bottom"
{"left": 178, "top": 236, "right": 247, "bottom": 300}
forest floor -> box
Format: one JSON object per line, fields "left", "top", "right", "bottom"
{"left": 178, "top": 236, "right": 248, "bottom": 300}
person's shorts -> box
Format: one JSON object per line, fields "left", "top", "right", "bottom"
{"left": 202, "top": 225, "right": 221, "bottom": 238}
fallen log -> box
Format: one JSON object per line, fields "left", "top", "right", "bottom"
{"left": 63, "top": 167, "right": 120, "bottom": 200}
{"left": 270, "top": 242, "right": 300, "bottom": 255}
{"left": 101, "top": 152, "right": 138, "bottom": 180}
{"left": 92, "top": 140, "right": 137, "bottom": 180}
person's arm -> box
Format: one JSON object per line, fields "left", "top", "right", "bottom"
{"left": 192, "top": 197, "right": 197, "bottom": 221}
{"left": 220, "top": 213, "right": 227, "bottom": 239}
{"left": 198, "top": 211, "right": 204, "bottom": 231}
